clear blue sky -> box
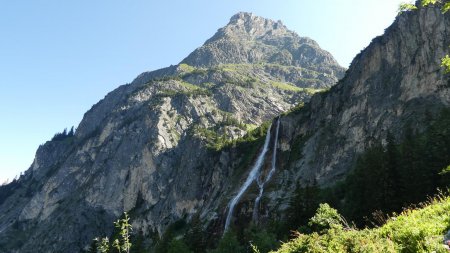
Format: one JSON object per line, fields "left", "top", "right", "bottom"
{"left": 0, "top": 0, "right": 405, "bottom": 183}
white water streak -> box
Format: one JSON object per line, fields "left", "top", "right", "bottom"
{"left": 224, "top": 123, "right": 272, "bottom": 232}
{"left": 252, "top": 118, "right": 280, "bottom": 222}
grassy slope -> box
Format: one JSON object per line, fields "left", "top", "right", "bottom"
{"left": 272, "top": 195, "right": 450, "bottom": 253}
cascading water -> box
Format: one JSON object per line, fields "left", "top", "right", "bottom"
{"left": 252, "top": 117, "right": 280, "bottom": 222}
{"left": 223, "top": 123, "right": 273, "bottom": 232}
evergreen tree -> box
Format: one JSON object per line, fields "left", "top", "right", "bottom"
{"left": 286, "top": 181, "right": 320, "bottom": 231}
{"left": 383, "top": 132, "right": 401, "bottom": 212}
{"left": 68, "top": 126, "right": 75, "bottom": 137}
{"left": 167, "top": 239, "right": 193, "bottom": 253}
{"left": 399, "top": 125, "right": 425, "bottom": 204}
{"left": 208, "top": 231, "right": 244, "bottom": 253}
{"left": 184, "top": 214, "right": 206, "bottom": 253}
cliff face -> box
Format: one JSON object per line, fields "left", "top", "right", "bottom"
{"left": 265, "top": 5, "right": 450, "bottom": 213}
{"left": 0, "top": 13, "right": 343, "bottom": 252}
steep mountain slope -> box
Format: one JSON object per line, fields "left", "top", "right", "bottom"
{"left": 0, "top": 13, "right": 344, "bottom": 252}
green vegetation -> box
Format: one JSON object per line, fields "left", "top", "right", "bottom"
{"left": 273, "top": 194, "right": 450, "bottom": 253}
{"left": 193, "top": 126, "right": 230, "bottom": 150}
{"left": 307, "top": 203, "right": 347, "bottom": 233}
{"left": 271, "top": 81, "right": 326, "bottom": 94}
{"left": 167, "top": 239, "right": 193, "bottom": 253}
{"left": 181, "top": 222, "right": 279, "bottom": 253}
{"left": 91, "top": 213, "right": 133, "bottom": 253}
{"left": 343, "top": 110, "right": 450, "bottom": 224}
{"left": 51, "top": 126, "right": 75, "bottom": 141}
{"left": 179, "top": 81, "right": 202, "bottom": 90}
{"left": 190, "top": 112, "right": 249, "bottom": 150}
{"left": 270, "top": 81, "right": 302, "bottom": 92}
{"left": 443, "top": 2, "right": 450, "bottom": 13}
{"left": 178, "top": 63, "right": 196, "bottom": 73}
{"left": 398, "top": 3, "right": 418, "bottom": 14}
{"left": 228, "top": 121, "right": 272, "bottom": 147}
{"left": 282, "top": 102, "right": 305, "bottom": 116}
{"left": 207, "top": 227, "right": 279, "bottom": 253}
{"left": 154, "top": 219, "right": 190, "bottom": 253}
{"left": 155, "top": 81, "right": 212, "bottom": 98}
{"left": 209, "top": 231, "right": 244, "bottom": 253}
{"left": 193, "top": 120, "right": 265, "bottom": 151}
{"left": 206, "top": 63, "right": 326, "bottom": 91}
{"left": 442, "top": 54, "right": 450, "bottom": 73}
{"left": 421, "top": 0, "right": 450, "bottom": 14}
{"left": 422, "top": 0, "right": 439, "bottom": 6}
{"left": 295, "top": 78, "right": 322, "bottom": 87}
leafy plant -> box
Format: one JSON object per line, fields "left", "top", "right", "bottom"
{"left": 421, "top": 0, "right": 439, "bottom": 7}
{"left": 94, "top": 237, "right": 110, "bottom": 253}
{"left": 113, "top": 212, "right": 132, "bottom": 253}
{"left": 398, "top": 3, "right": 418, "bottom": 14}
{"left": 307, "top": 204, "right": 346, "bottom": 233}
{"left": 441, "top": 54, "right": 450, "bottom": 74}
{"left": 443, "top": 2, "right": 450, "bottom": 13}
{"left": 91, "top": 212, "right": 132, "bottom": 253}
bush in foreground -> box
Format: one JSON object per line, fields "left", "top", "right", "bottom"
{"left": 272, "top": 194, "right": 450, "bottom": 253}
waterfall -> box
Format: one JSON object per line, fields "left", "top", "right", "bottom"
{"left": 252, "top": 117, "right": 280, "bottom": 222}
{"left": 224, "top": 122, "right": 273, "bottom": 232}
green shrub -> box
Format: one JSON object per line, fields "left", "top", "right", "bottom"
{"left": 441, "top": 55, "right": 450, "bottom": 74}
{"left": 308, "top": 204, "right": 345, "bottom": 233}
{"left": 273, "top": 195, "right": 450, "bottom": 253}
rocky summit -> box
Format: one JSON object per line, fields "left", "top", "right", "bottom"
{"left": 182, "top": 12, "right": 344, "bottom": 82}
{"left": 0, "top": 13, "right": 344, "bottom": 252}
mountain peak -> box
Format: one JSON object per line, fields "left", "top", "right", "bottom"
{"left": 228, "top": 12, "right": 284, "bottom": 28}
{"left": 229, "top": 12, "right": 255, "bottom": 23}
{"left": 181, "top": 13, "right": 344, "bottom": 74}
{"left": 222, "top": 12, "right": 288, "bottom": 39}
